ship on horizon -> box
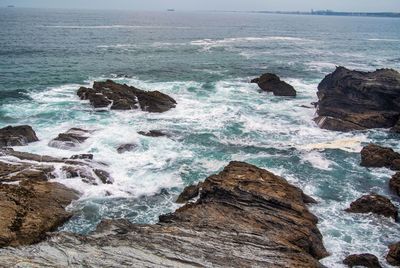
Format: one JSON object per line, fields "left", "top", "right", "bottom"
{"left": 167, "top": 9, "right": 175, "bottom": 12}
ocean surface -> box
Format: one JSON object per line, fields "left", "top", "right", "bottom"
{"left": 1, "top": 8, "right": 400, "bottom": 267}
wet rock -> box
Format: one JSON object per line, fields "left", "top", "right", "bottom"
{"left": 48, "top": 128, "right": 91, "bottom": 149}
{"left": 387, "top": 242, "right": 400, "bottom": 266}
{"left": 0, "top": 125, "right": 38, "bottom": 147}
{"left": 1, "top": 148, "right": 63, "bottom": 163}
{"left": 345, "top": 194, "right": 398, "bottom": 220}
{"left": 61, "top": 166, "right": 98, "bottom": 185}
{"left": 94, "top": 169, "right": 113, "bottom": 184}
{"left": 251, "top": 73, "right": 296, "bottom": 96}
{"left": 0, "top": 161, "right": 54, "bottom": 182}
{"left": 77, "top": 80, "right": 176, "bottom": 113}
{"left": 343, "top": 253, "right": 382, "bottom": 268}
{"left": 70, "top": 154, "right": 93, "bottom": 160}
{"left": 0, "top": 162, "right": 328, "bottom": 267}
{"left": 117, "top": 143, "right": 137, "bottom": 153}
{"left": 138, "top": 130, "right": 169, "bottom": 137}
{"left": 315, "top": 67, "right": 400, "bottom": 131}
{"left": 390, "top": 172, "right": 400, "bottom": 196}
{"left": 175, "top": 182, "right": 202, "bottom": 203}
{"left": 360, "top": 144, "right": 400, "bottom": 170}
{"left": 392, "top": 119, "right": 400, "bottom": 133}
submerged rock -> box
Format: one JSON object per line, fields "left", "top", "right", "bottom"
{"left": 117, "top": 143, "right": 137, "bottom": 153}
{"left": 251, "top": 73, "right": 297, "bottom": 96}
{"left": 138, "top": 130, "right": 169, "bottom": 137}
{"left": 78, "top": 80, "right": 176, "bottom": 113}
{"left": 390, "top": 172, "right": 400, "bottom": 196}
{"left": 48, "top": 128, "right": 92, "bottom": 149}
{"left": 345, "top": 194, "right": 398, "bottom": 220}
{"left": 343, "top": 253, "right": 382, "bottom": 268}
{"left": 315, "top": 66, "right": 400, "bottom": 131}
{"left": 0, "top": 161, "right": 327, "bottom": 267}
{"left": 360, "top": 144, "right": 400, "bottom": 170}
{"left": 0, "top": 125, "right": 38, "bottom": 147}
{"left": 387, "top": 242, "right": 400, "bottom": 266}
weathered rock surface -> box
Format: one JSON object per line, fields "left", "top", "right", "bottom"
{"left": 315, "top": 67, "right": 400, "bottom": 131}
{"left": 387, "top": 242, "right": 400, "bottom": 266}
{"left": 175, "top": 182, "right": 202, "bottom": 203}
{"left": 48, "top": 128, "right": 92, "bottom": 150}
{"left": 251, "top": 73, "right": 297, "bottom": 96}
{"left": 0, "top": 125, "right": 38, "bottom": 147}
{"left": 343, "top": 253, "right": 382, "bottom": 268}
{"left": 0, "top": 161, "right": 327, "bottom": 267}
{"left": 390, "top": 172, "right": 400, "bottom": 196}
{"left": 78, "top": 80, "right": 177, "bottom": 113}
{"left": 345, "top": 194, "right": 398, "bottom": 220}
{"left": 138, "top": 130, "right": 169, "bottom": 137}
{"left": 360, "top": 144, "right": 400, "bottom": 170}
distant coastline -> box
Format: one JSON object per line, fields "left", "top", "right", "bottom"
{"left": 251, "top": 10, "right": 400, "bottom": 18}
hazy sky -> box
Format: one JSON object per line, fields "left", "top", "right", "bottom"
{"left": 2, "top": 0, "right": 400, "bottom": 12}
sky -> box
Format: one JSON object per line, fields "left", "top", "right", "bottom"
{"left": 2, "top": 0, "right": 400, "bottom": 12}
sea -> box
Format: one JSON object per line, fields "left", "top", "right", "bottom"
{"left": 1, "top": 8, "right": 400, "bottom": 267}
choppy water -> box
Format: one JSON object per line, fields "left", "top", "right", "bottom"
{"left": 1, "top": 8, "right": 400, "bottom": 267}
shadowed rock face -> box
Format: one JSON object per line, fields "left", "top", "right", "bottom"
{"left": 77, "top": 80, "right": 176, "bottom": 113}
{"left": 0, "top": 125, "right": 38, "bottom": 147}
{"left": 48, "top": 128, "right": 92, "bottom": 150}
{"left": 387, "top": 242, "right": 400, "bottom": 266}
{"left": 343, "top": 253, "right": 382, "bottom": 268}
{"left": 390, "top": 172, "right": 400, "bottom": 196}
{"left": 0, "top": 161, "right": 327, "bottom": 267}
{"left": 251, "top": 73, "right": 297, "bottom": 97}
{"left": 360, "top": 144, "right": 400, "bottom": 170}
{"left": 345, "top": 194, "right": 398, "bottom": 220}
{"left": 315, "top": 67, "right": 400, "bottom": 131}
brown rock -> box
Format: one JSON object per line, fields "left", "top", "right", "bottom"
{"left": 0, "top": 125, "right": 38, "bottom": 147}
{"left": 70, "top": 154, "right": 93, "bottom": 160}
{"left": 0, "top": 161, "right": 54, "bottom": 183}
{"left": 387, "top": 242, "right": 400, "bottom": 266}
{"left": 314, "top": 116, "right": 366, "bottom": 132}
{"left": 390, "top": 172, "right": 400, "bottom": 196}
{"left": 345, "top": 194, "right": 398, "bottom": 220}
{"left": 48, "top": 128, "right": 91, "bottom": 149}
{"left": 360, "top": 144, "right": 400, "bottom": 170}
{"left": 175, "top": 182, "right": 202, "bottom": 203}
{"left": 343, "top": 253, "right": 382, "bottom": 268}
{"left": 252, "top": 73, "right": 297, "bottom": 97}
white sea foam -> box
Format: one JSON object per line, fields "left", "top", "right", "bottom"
{"left": 302, "top": 151, "right": 334, "bottom": 170}
{"left": 367, "top": 38, "right": 400, "bottom": 42}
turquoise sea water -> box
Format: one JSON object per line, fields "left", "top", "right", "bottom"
{"left": 1, "top": 8, "right": 400, "bottom": 267}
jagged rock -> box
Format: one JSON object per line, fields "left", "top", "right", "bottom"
{"left": 94, "top": 169, "right": 113, "bottom": 184}
{"left": 315, "top": 67, "right": 400, "bottom": 131}
{"left": 117, "top": 143, "right": 137, "bottom": 153}
{"left": 345, "top": 194, "right": 398, "bottom": 220}
{"left": 390, "top": 172, "right": 400, "bottom": 196}
{"left": 343, "top": 253, "right": 382, "bottom": 268}
{"left": 251, "top": 73, "right": 296, "bottom": 96}
{"left": 70, "top": 154, "right": 93, "bottom": 160}
{"left": 138, "top": 130, "right": 169, "bottom": 137}
{"left": 360, "top": 144, "right": 400, "bottom": 170}
{"left": 0, "top": 125, "right": 38, "bottom": 147}
{"left": 176, "top": 182, "right": 202, "bottom": 203}
{"left": 77, "top": 80, "right": 176, "bottom": 113}
{"left": 0, "top": 148, "right": 63, "bottom": 162}
{"left": 387, "top": 242, "right": 400, "bottom": 266}
{"left": 48, "top": 128, "right": 91, "bottom": 149}
{"left": 0, "top": 161, "right": 327, "bottom": 267}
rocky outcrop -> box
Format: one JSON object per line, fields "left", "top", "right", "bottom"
{"left": 138, "top": 130, "right": 169, "bottom": 137}
{"left": 175, "top": 182, "right": 202, "bottom": 203}
{"left": 314, "top": 67, "right": 400, "bottom": 131}
{"left": 343, "top": 253, "right": 382, "bottom": 268}
{"left": 251, "top": 73, "right": 297, "bottom": 96}
{"left": 387, "top": 242, "right": 400, "bottom": 266}
{"left": 48, "top": 128, "right": 92, "bottom": 149}
{"left": 360, "top": 144, "right": 400, "bottom": 170}
{"left": 117, "top": 143, "right": 137, "bottom": 153}
{"left": 77, "top": 80, "right": 176, "bottom": 113}
{"left": 0, "top": 161, "right": 327, "bottom": 267}
{"left": 390, "top": 172, "right": 400, "bottom": 196}
{"left": 345, "top": 194, "right": 398, "bottom": 220}
{"left": 0, "top": 125, "right": 38, "bottom": 147}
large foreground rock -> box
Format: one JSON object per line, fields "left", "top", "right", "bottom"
{"left": 343, "top": 253, "right": 382, "bottom": 268}
{"left": 251, "top": 73, "right": 297, "bottom": 96}
{"left": 78, "top": 80, "right": 176, "bottom": 112}
{"left": 314, "top": 67, "right": 400, "bottom": 131}
{"left": 0, "top": 125, "right": 38, "bottom": 147}
{"left": 360, "top": 144, "right": 400, "bottom": 170}
{"left": 345, "top": 194, "right": 398, "bottom": 220}
{"left": 390, "top": 172, "right": 400, "bottom": 196}
{"left": 387, "top": 242, "right": 400, "bottom": 266}
{"left": 0, "top": 161, "right": 327, "bottom": 267}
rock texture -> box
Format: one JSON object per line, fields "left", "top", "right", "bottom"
{"left": 77, "top": 80, "right": 176, "bottom": 113}
{"left": 0, "top": 161, "right": 327, "bottom": 267}
{"left": 390, "top": 172, "right": 400, "bottom": 196}
{"left": 314, "top": 66, "right": 400, "bottom": 131}
{"left": 48, "top": 128, "right": 92, "bottom": 150}
{"left": 387, "top": 242, "right": 400, "bottom": 266}
{"left": 343, "top": 253, "right": 382, "bottom": 268}
{"left": 345, "top": 194, "right": 398, "bottom": 220}
{"left": 360, "top": 144, "right": 400, "bottom": 170}
{"left": 138, "top": 130, "right": 169, "bottom": 137}
{"left": 0, "top": 125, "right": 38, "bottom": 147}
{"left": 251, "top": 73, "right": 297, "bottom": 96}
{"left": 117, "top": 143, "right": 137, "bottom": 153}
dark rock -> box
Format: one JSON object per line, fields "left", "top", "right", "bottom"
{"left": 94, "top": 169, "right": 113, "bottom": 184}
{"left": 0, "top": 161, "right": 54, "bottom": 183}
{"left": 345, "top": 194, "right": 398, "bottom": 220}
{"left": 387, "top": 242, "right": 400, "bottom": 266}
{"left": 138, "top": 130, "right": 168, "bottom": 137}
{"left": 0, "top": 162, "right": 327, "bottom": 267}
{"left": 360, "top": 144, "right": 400, "bottom": 170}
{"left": 70, "top": 154, "right": 93, "bottom": 160}
{"left": 0, "top": 148, "right": 63, "bottom": 163}
{"left": 392, "top": 119, "right": 400, "bottom": 133}
{"left": 77, "top": 80, "right": 176, "bottom": 113}
{"left": 252, "top": 73, "right": 296, "bottom": 97}
{"left": 343, "top": 253, "right": 382, "bottom": 268}
{"left": 315, "top": 66, "right": 400, "bottom": 131}
{"left": 117, "top": 144, "right": 137, "bottom": 154}
{"left": 61, "top": 166, "right": 97, "bottom": 185}
{"left": 49, "top": 128, "right": 91, "bottom": 149}
{"left": 0, "top": 125, "right": 38, "bottom": 147}
{"left": 176, "top": 182, "right": 202, "bottom": 203}
{"left": 390, "top": 172, "right": 400, "bottom": 196}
